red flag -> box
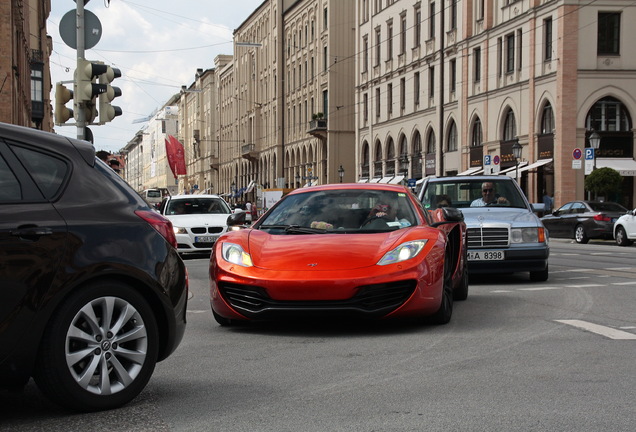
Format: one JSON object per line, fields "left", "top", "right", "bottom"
{"left": 165, "top": 135, "right": 187, "bottom": 177}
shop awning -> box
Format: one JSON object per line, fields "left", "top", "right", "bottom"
{"left": 458, "top": 167, "right": 482, "bottom": 176}
{"left": 388, "top": 175, "right": 405, "bottom": 184}
{"left": 245, "top": 180, "right": 256, "bottom": 193}
{"left": 368, "top": 177, "right": 382, "bottom": 183}
{"left": 378, "top": 176, "right": 394, "bottom": 183}
{"left": 596, "top": 158, "right": 636, "bottom": 176}
{"left": 504, "top": 158, "right": 552, "bottom": 177}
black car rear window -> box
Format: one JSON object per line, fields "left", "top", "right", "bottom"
{"left": 10, "top": 145, "right": 68, "bottom": 199}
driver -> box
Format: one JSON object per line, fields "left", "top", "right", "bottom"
{"left": 471, "top": 182, "right": 509, "bottom": 207}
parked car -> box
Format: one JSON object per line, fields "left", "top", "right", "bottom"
{"left": 613, "top": 208, "right": 636, "bottom": 246}
{"left": 0, "top": 122, "right": 188, "bottom": 411}
{"left": 210, "top": 183, "right": 467, "bottom": 326}
{"left": 541, "top": 200, "right": 627, "bottom": 244}
{"left": 418, "top": 175, "right": 549, "bottom": 281}
{"left": 158, "top": 194, "right": 232, "bottom": 254}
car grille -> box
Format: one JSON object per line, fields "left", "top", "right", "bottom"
{"left": 467, "top": 227, "right": 509, "bottom": 248}
{"left": 191, "top": 227, "right": 224, "bottom": 234}
{"left": 219, "top": 280, "right": 417, "bottom": 318}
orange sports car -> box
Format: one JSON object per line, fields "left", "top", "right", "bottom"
{"left": 209, "top": 183, "right": 467, "bottom": 325}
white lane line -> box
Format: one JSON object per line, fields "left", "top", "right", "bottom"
{"left": 612, "top": 281, "right": 636, "bottom": 285}
{"left": 563, "top": 277, "right": 590, "bottom": 280}
{"left": 187, "top": 310, "right": 209, "bottom": 314}
{"left": 491, "top": 290, "right": 513, "bottom": 293}
{"left": 565, "top": 284, "right": 605, "bottom": 288}
{"left": 607, "top": 267, "right": 635, "bottom": 271}
{"left": 591, "top": 252, "right": 613, "bottom": 255}
{"left": 555, "top": 320, "right": 636, "bottom": 340}
{"left": 518, "top": 287, "right": 561, "bottom": 291}
{"left": 621, "top": 326, "right": 636, "bottom": 330}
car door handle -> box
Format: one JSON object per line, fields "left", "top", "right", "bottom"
{"left": 11, "top": 227, "right": 53, "bottom": 237}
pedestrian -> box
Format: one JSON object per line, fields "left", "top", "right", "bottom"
{"left": 543, "top": 191, "right": 553, "bottom": 215}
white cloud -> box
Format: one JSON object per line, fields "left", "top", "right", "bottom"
{"left": 50, "top": 0, "right": 262, "bottom": 152}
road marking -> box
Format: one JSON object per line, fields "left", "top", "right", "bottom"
{"left": 491, "top": 290, "right": 513, "bottom": 293}
{"left": 611, "top": 281, "right": 636, "bottom": 285}
{"left": 621, "top": 326, "right": 636, "bottom": 330}
{"left": 187, "top": 310, "right": 209, "bottom": 314}
{"left": 591, "top": 252, "right": 613, "bottom": 255}
{"left": 518, "top": 287, "right": 561, "bottom": 291}
{"left": 565, "top": 284, "right": 605, "bottom": 288}
{"left": 563, "top": 276, "right": 590, "bottom": 280}
{"left": 607, "top": 267, "right": 635, "bottom": 271}
{"left": 555, "top": 320, "right": 636, "bottom": 340}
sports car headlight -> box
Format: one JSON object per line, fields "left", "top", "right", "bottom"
{"left": 377, "top": 240, "right": 428, "bottom": 266}
{"left": 173, "top": 226, "right": 187, "bottom": 234}
{"left": 221, "top": 242, "right": 253, "bottom": 267}
{"left": 511, "top": 227, "right": 546, "bottom": 243}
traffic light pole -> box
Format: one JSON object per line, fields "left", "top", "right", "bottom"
{"left": 76, "top": 0, "right": 86, "bottom": 140}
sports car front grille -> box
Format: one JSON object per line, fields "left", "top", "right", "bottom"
{"left": 219, "top": 280, "right": 417, "bottom": 318}
{"left": 467, "top": 227, "right": 509, "bottom": 248}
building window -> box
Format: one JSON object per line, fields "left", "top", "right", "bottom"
{"left": 322, "top": 90, "right": 328, "bottom": 119}
{"left": 323, "top": 45, "right": 328, "bottom": 71}
{"left": 517, "top": 29, "right": 523, "bottom": 71}
{"left": 387, "top": 22, "right": 393, "bottom": 59}
{"left": 497, "top": 37, "right": 503, "bottom": 77}
{"left": 400, "top": 14, "right": 407, "bottom": 55}
{"left": 375, "top": 27, "right": 381, "bottom": 66}
{"left": 376, "top": 88, "right": 381, "bottom": 118}
{"left": 450, "top": 59, "right": 456, "bottom": 93}
{"left": 472, "top": 118, "right": 483, "bottom": 147}
{"left": 474, "top": 47, "right": 481, "bottom": 82}
{"left": 503, "top": 109, "right": 516, "bottom": 141}
{"left": 586, "top": 97, "right": 632, "bottom": 132}
{"left": 387, "top": 83, "right": 393, "bottom": 114}
{"left": 447, "top": 121, "right": 458, "bottom": 152}
{"left": 400, "top": 78, "right": 406, "bottom": 110}
{"left": 363, "top": 93, "right": 369, "bottom": 122}
{"left": 323, "top": 7, "right": 328, "bottom": 30}
{"left": 414, "top": 6, "right": 422, "bottom": 47}
{"left": 598, "top": 12, "right": 620, "bottom": 55}
{"left": 541, "top": 103, "right": 554, "bottom": 134}
{"left": 386, "top": 138, "right": 396, "bottom": 175}
{"left": 450, "top": 0, "right": 457, "bottom": 30}
{"left": 506, "top": 33, "right": 515, "bottom": 73}
{"left": 414, "top": 72, "right": 420, "bottom": 106}
{"left": 427, "top": 130, "right": 436, "bottom": 154}
{"left": 429, "top": 2, "right": 436, "bottom": 39}
{"left": 429, "top": 66, "right": 435, "bottom": 99}
{"left": 363, "top": 36, "right": 369, "bottom": 72}
{"left": 544, "top": 17, "right": 553, "bottom": 61}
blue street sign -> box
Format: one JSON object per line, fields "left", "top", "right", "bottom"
{"left": 484, "top": 155, "right": 491, "bottom": 165}
{"left": 585, "top": 148, "right": 594, "bottom": 160}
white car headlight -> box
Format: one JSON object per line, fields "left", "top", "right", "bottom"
{"left": 377, "top": 240, "right": 428, "bottom": 266}
{"left": 173, "top": 227, "right": 187, "bottom": 234}
{"left": 221, "top": 242, "right": 253, "bottom": 267}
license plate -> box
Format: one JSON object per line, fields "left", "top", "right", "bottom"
{"left": 195, "top": 236, "right": 217, "bottom": 243}
{"left": 468, "top": 251, "right": 504, "bottom": 261}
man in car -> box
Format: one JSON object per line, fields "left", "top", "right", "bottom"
{"left": 471, "top": 182, "right": 509, "bottom": 207}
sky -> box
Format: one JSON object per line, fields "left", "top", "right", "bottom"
{"left": 49, "top": 0, "right": 264, "bottom": 153}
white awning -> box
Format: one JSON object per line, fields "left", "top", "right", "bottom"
{"left": 388, "top": 175, "right": 405, "bottom": 184}
{"left": 378, "top": 176, "right": 394, "bottom": 183}
{"left": 500, "top": 161, "right": 528, "bottom": 175}
{"left": 357, "top": 178, "right": 369, "bottom": 183}
{"left": 596, "top": 158, "right": 636, "bottom": 176}
{"left": 368, "top": 177, "right": 382, "bottom": 183}
{"left": 458, "top": 167, "right": 482, "bottom": 176}
{"left": 470, "top": 169, "right": 484, "bottom": 175}
{"left": 245, "top": 180, "right": 256, "bottom": 193}
{"left": 504, "top": 159, "right": 552, "bottom": 177}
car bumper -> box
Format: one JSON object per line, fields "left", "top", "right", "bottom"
{"left": 467, "top": 246, "right": 549, "bottom": 274}
{"left": 175, "top": 233, "right": 220, "bottom": 253}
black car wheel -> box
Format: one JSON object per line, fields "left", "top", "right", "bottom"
{"left": 575, "top": 224, "right": 589, "bottom": 244}
{"left": 430, "top": 251, "right": 453, "bottom": 325}
{"left": 615, "top": 226, "right": 633, "bottom": 246}
{"left": 453, "top": 252, "right": 469, "bottom": 301}
{"left": 34, "top": 281, "right": 159, "bottom": 412}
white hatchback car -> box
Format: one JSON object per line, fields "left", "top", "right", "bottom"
{"left": 613, "top": 208, "right": 636, "bottom": 246}
{"left": 159, "top": 194, "right": 232, "bottom": 254}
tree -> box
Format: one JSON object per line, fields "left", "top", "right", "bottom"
{"left": 585, "top": 167, "right": 622, "bottom": 201}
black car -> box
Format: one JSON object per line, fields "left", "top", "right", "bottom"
{"left": 541, "top": 200, "right": 628, "bottom": 243}
{"left": 0, "top": 123, "right": 188, "bottom": 411}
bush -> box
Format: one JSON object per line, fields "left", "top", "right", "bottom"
{"left": 585, "top": 167, "right": 622, "bottom": 201}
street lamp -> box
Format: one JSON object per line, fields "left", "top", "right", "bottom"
{"left": 338, "top": 165, "right": 344, "bottom": 183}
{"left": 512, "top": 140, "right": 522, "bottom": 182}
{"left": 589, "top": 130, "right": 601, "bottom": 170}
{"left": 399, "top": 154, "right": 409, "bottom": 178}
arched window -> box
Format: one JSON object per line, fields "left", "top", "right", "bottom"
{"left": 411, "top": 131, "right": 422, "bottom": 177}
{"left": 447, "top": 120, "right": 458, "bottom": 151}
{"left": 541, "top": 103, "right": 554, "bottom": 134}
{"left": 472, "top": 117, "right": 483, "bottom": 146}
{"left": 426, "top": 130, "right": 436, "bottom": 153}
{"left": 386, "top": 137, "right": 396, "bottom": 175}
{"left": 586, "top": 97, "right": 632, "bottom": 132}
{"left": 374, "top": 140, "right": 383, "bottom": 177}
{"left": 361, "top": 141, "right": 370, "bottom": 178}
{"left": 503, "top": 108, "right": 516, "bottom": 140}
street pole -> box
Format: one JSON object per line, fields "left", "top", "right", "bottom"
{"left": 76, "top": 1, "right": 86, "bottom": 140}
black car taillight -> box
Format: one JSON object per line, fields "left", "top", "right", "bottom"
{"left": 135, "top": 210, "right": 178, "bottom": 248}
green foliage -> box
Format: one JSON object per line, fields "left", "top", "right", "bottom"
{"left": 585, "top": 167, "right": 622, "bottom": 200}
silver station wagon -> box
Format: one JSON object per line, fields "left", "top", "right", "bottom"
{"left": 418, "top": 176, "right": 549, "bottom": 281}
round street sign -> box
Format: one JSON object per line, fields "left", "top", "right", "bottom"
{"left": 493, "top": 155, "right": 500, "bottom": 165}
{"left": 573, "top": 148, "right": 582, "bottom": 160}
{"left": 59, "top": 9, "right": 102, "bottom": 50}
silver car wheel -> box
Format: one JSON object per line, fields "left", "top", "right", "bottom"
{"left": 65, "top": 296, "right": 148, "bottom": 395}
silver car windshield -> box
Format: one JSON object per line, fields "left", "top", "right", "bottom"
{"left": 421, "top": 179, "right": 527, "bottom": 209}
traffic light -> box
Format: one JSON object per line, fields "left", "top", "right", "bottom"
{"left": 54, "top": 82, "right": 74, "bottom": 125}
{"left": 74, "top": 58, "right": 104, "bottom": 124}
{"left": 98, "top": 66, "right": 122, "bottom": 124}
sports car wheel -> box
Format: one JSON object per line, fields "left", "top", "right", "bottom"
{"left": 431, "top": 252, "right": 453, "bottom": 325}
{"left": 575, "top": 224, "right": 589, "bottom": 244}
{"left": 453, "top": 254, "right": 469, "bottom": 301}
{"left": 34, "top": 281, "right": 159, "bottom": 412}
{"left": 615, "top": 226, "right": 633, "bottom": 246}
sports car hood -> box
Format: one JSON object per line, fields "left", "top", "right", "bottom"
{"left": 164, "top": 213, "right": 229, "bottom": 228}
{"left": 246, "top": 229, "right": 409, "bottom": 271}
{"left": 460, "top": 207, "right": 543, "bottom": 228}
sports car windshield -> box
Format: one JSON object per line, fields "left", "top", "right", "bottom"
{"left": 421, "top": 179, "right": 528, "bottom": 210}
{"left": 258, "top": 189, "right": 418, "bottom": 233}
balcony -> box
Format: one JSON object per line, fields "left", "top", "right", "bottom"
{"left": 241, "top": 143, "right": 258, "bottom": 162}
{"left": 308, "top": 119, "right": 327, "bottom": 140}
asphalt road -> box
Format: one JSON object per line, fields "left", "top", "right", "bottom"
{"left": 2, "top": 238, "right": 635, "bottom": 431}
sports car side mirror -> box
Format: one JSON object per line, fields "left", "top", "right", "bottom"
{"left": 227, "top": 211, "right": 246, "bottom": 227}
{"left": 430, "top": 207, "right": 464, "bottom": 227}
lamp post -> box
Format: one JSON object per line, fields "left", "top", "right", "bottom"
{"left": 512, "top": 140, "right": 522, "bottom": 182}
{"left": 338, "top": 165, "right": 344, "bottom": 183}
{"left": 589, "top": 131, "right": 601, "bottom": 171}
{"left": 399, "top": 154, "right": 409, "bottom": 179}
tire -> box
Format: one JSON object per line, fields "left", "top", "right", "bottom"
{"left": 615, "top": 226, "right": 633, "bottom": 246}
{"left": 530, "top": 263, "right": 549, "bottom": 282}
{"left": 574, "top": 224, "right": 589, "bottom": 244}
{"left": 212, "top": 309, "right": 234, "bottom": 326}
{"left": 453, "top": 253, "right": 469, "bottom": 301}
{"left": 430, "top": 253, "right": 453, "bottom": 325}
{"left": 34, "top": 281, "right": 159, "bottom": 412}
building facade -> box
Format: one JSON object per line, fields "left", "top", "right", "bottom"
{"left": 1, "top": 0, "right": 52, "bottom": 130}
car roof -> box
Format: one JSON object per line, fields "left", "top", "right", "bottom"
{"left": 286, "top": 183, "right": 412, "bottom": 196}
{"left": 168, "top": 194, "right": 224, "bottom": 199}
{"left": 425, "top": 175, "right": 515, "bottom": 182}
